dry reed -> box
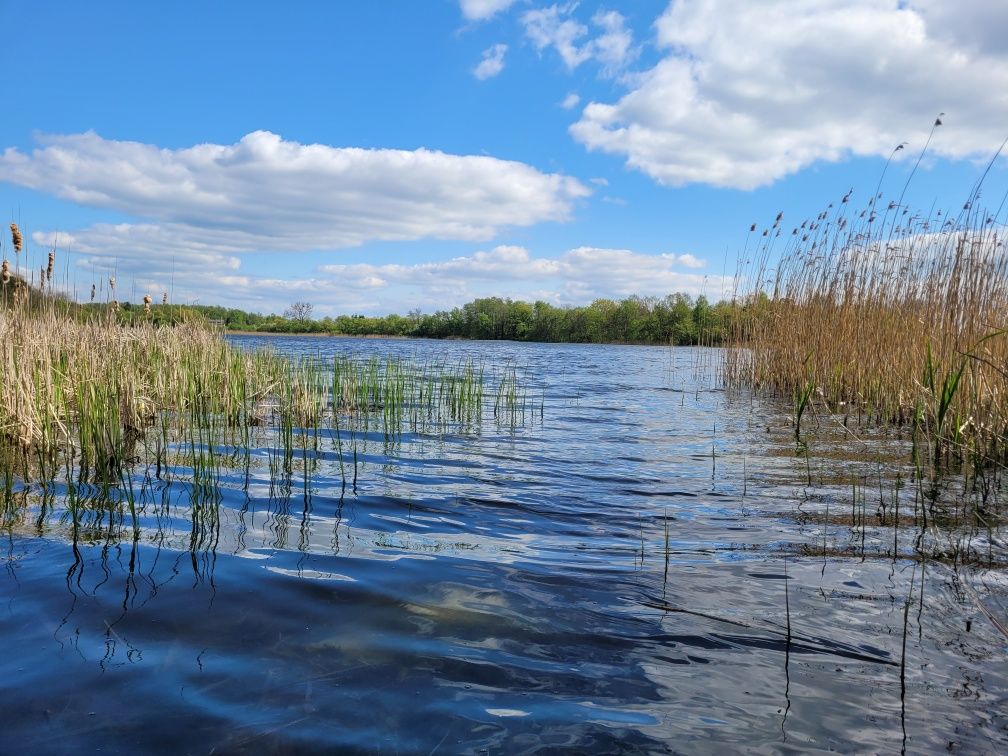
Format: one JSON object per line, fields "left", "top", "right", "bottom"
{"left": 725, "top": 160, "right": 1008, "bottom": 471}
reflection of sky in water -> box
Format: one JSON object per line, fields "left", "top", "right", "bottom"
{"left": 1, "top": 338, "right": 1006, "bottom": 752}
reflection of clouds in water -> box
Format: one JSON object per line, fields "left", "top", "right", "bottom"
{"left": 3, "top": 338, "right": 1006, "bottom": 751}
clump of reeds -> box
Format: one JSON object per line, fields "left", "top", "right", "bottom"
{"left": 0, "top": 290, "right": 538, "bottom": 495}
{"left": 725, "top": 146, "right": 1008, "bottom": 476}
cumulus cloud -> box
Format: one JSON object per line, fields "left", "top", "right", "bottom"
{"left": 319, "top": 245, "right": 715, "bottom": 305}
{"left": 561, "top": 92, "right": 581, "bottom": 110}
{"left": 459, "top": 0, "right": 518, "bottom": 21}
{"left": 570, "top": 0, "right": 1008, "bottom": 189}
{"left": 0, "top": 131, "right": 590, "bottom": 250}
{"left": 522, "top": 4, "right": 635, "bottom": 75}
{"left": 30, "top": 225, "right": 711, "bottom": 314}
{"left": 474, "top": 43, "right": 508, "bottom": 79}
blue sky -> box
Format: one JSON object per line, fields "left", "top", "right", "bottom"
{"left": 2, "top": 0, "right": 1006, "bottom": 315}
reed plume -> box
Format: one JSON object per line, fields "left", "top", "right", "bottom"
{"left": 9, "top": 223, "right": 22, "bottom": 254}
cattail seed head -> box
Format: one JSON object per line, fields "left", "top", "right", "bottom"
{"left": 143, "top": 294, "right": 152, "bottom": 314}
{"left": 162, "top": 292, "right": 168, "bottom": 305}
{"left": 9, "top": 223, "right": 22, "bottom": 253}
{"left": 1, "top": 259, "right": 8, "bottom": 284}
{"left": 90, "top": 282, "right": 96, "bottom": 301}
{"left": 46, "top": 250, "right": 55, "bottom": 281}
{"left": 109, "top": 276, "right": 116, "bottom": 291}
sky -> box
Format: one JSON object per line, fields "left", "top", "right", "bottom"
{"left": 1, "top": 0, "right": 1007, "bottom": 316}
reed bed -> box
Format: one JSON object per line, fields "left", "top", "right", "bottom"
{"left": 0, "top": 281, "right": 536, "bottom": 506}
{"left": 725, "top": 166, "right": 1008, "bottom": 475}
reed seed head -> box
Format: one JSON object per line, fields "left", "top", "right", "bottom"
{"left": 9, "top": 223, "right": 22, "bottom": 253}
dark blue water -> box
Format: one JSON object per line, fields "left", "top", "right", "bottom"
{"left": 2, "top": 337, "right": 1005, "bottom": 753}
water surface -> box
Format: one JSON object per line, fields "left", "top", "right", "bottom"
{"left": 2, "top": 337, "right": 1005, "bottom": 753}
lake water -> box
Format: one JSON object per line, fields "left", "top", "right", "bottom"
{"left": 2, "top": 336, "right": 1005, "bottom": 753}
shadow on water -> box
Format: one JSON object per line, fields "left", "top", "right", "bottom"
{"left": 1, "top": 339, "right": 1006, "bottom": 752}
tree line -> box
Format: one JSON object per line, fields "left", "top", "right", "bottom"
{"left": 122, "top": 293, "right": 735, "bottom": 345}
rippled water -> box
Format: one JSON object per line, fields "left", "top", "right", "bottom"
{"left": 2, "top": 337, "right": 1006, "bottom": 753}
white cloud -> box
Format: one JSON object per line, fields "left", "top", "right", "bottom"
{"left": 561, "top": 92, "right": 581, "bottom": 109}
{"left": 523, "top": 4, "right": 592, "bottom": 69}
{"left": 30, "top": 229, "right": 710, "bottom": 315}
{"left": 570, "top": 0, "right": 1008, "bottom": 189}
{"left": 318, "top": 245, "right": 716, "bottom": 307}
{"left": 0, "top": 131, "right": 590, "bottom": 250}
{"left": 522, "top": 5, "right": 635, "bottom": 75}
{"left": 589, "top": 10, "right": 635, "bottom": 76}
{"left": 460, "top": 0, "right": 518, "bottom": 21}
{"left": 474, "top": 43, "right": 508, "bottom": 79}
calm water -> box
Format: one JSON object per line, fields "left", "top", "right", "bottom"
{"left": 2, "top": 337, "right": 1006, "bottom": 753}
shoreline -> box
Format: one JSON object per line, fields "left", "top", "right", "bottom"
{"left": 225, "top": 330, "right": 410, "bottom": 339}
{"left": 223, "top": 330, "right": 712, "bottom": 347}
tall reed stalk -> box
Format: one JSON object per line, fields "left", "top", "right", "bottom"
{"left": 725, "top": 152, "right": 1008, "bottom": 475}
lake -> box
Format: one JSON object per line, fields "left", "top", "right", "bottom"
{"left": 2, "top": 336, "right": 1005, "bottom": 753}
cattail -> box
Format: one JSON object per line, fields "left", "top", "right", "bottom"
{"left": 162, "top": 291, "right": 168, "bottom": 305}
{"left": 2, "top": 259, "right": 8, "bottom": 284}
{"left": 39, "top": 265, "right": 46, "bottom": 291}
{"left": 143, "top": 294, "right": 152, "bottom": 314}
{"left": 9, "top": 223, "right": 22, "bottom": 253}
{"left": 109, "top": 276, "right": 116, "bottom": 291}
{"left": 111, "top": 299, "right": 119, "bottom": 311}
{"left": 90, "top": 282, "right": 96, "bottom": 301}
{"left": 46, "top": 250, "right": 55, "bottom": 281}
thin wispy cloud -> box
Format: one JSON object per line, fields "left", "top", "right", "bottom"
{"left": 522, "top": 4, "right": 636, "bottom": 75}
{"left": 474, "top": 43, "right": 508, "bottom": 79}
{"left": 571, "top": 0, "right": 1008, "bottom": 189}
{"left": 459, "top": 0, "right": 519, "bottom": 22}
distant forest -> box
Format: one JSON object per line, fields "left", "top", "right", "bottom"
{"left": 102, "top": 294, "right": 737, "bottom": 346}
